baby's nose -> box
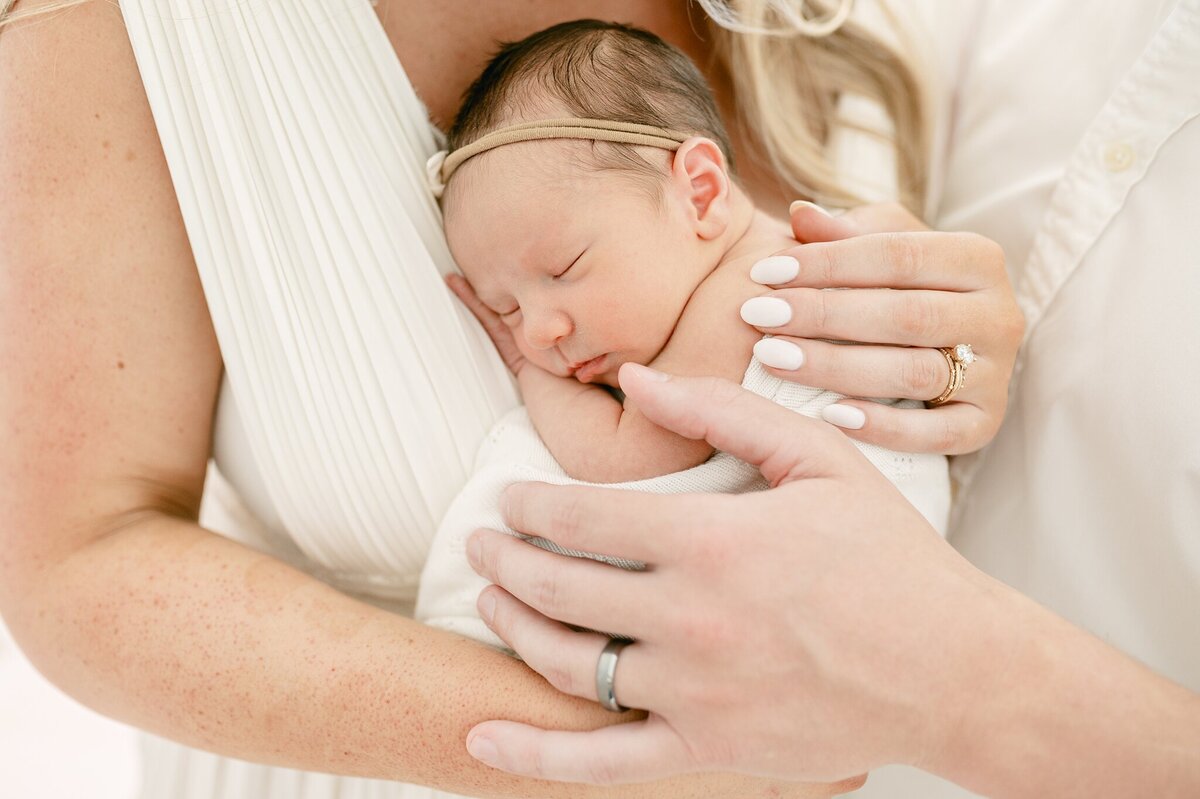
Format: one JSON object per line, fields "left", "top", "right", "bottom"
{"left": 523, "top": 308, "right": 572, "bottom": 350}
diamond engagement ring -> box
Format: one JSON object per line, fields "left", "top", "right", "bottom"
{"left": 928, "top": 344, "right": 977, "bottom": 406}
{"left": 596, "top": 638, "right": 631, "bottom": 712}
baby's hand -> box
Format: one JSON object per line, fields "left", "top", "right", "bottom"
{"left": 447, "top": 274, "right": 528, "bottom": 376}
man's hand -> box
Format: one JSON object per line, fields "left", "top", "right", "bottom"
{"left": 462, "top": 362, "right": 995, "bottom": 785}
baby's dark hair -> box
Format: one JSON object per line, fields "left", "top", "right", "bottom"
{"left": 446, "top": 20, "right": 735, "bottom": 194}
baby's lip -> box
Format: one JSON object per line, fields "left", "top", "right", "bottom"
{"left": 562, "top": 351, "right": 589, "bottom": 372}
{"left": 570, "top": 354, "right": 608, "bottom": 383}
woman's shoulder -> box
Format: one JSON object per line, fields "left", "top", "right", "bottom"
{"left": 1, "top": 1, "right": 224, "bottom": 514}
{"left": 2, "top": 1, "right": 166, "bottom": 209}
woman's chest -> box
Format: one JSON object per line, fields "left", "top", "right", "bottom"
{"left": 374, "top": 0, "right": 699, "bottom": 130}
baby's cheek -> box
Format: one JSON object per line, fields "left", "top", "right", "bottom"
{"left": 517, "top": 341, "right": 567, "bottom": 377}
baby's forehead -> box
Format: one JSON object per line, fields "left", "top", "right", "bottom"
{"left": 462, "top": 139, "right": 594, "bottom": 190}
{"left": 444, "top": 145, "right": 598, "bottom": 239}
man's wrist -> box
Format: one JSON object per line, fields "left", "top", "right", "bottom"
{"left": 902, "top": 572, "right": 1028, "bottom": 779}
{"left": 920, "top": 576, "right": 1200, "bottom": 798}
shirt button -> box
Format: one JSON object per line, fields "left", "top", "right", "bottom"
{"left": 1102, "top": 142, "right": 1135, "bottom": 172}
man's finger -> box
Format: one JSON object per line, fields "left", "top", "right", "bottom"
{"left": 500, "top": 482, "right": 703, "bottom": 563}
{"left": 618, "top": 364, "right": 864, "bottom": 486}
{"left": 467, "top": 529, "right": 659, "bottom": 637}
{"left": 467, "top": 717, "right": 695, "bottom": 784}
{"left": 478, "top": 586, "right": 663, "bottom": 711}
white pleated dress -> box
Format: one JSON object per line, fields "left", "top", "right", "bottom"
{"left": 120, "top": 2, "right": 948, "bottom": 796}
{"left": 123, "top": 1, "right": 517, "bottom": 796}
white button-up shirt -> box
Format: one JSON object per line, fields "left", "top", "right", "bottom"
{"left": 857, "top": 0, "right": 1199, "bottom": 794}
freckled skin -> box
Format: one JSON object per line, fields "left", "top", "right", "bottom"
{"left": 1, "top": 1, "right": 846, "bottom": 797}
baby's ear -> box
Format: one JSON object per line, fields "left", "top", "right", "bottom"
{"left": 670, "top": 136, "right": 732, "bottom": 240}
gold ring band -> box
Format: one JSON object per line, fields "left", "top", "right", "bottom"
{"left": 928, "top": 347, "right": 968, "bottom": 406}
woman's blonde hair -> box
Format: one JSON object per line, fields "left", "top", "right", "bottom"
{"left": 700, "top": 0, "right": 928, "bottom": 213}
{"left": 3, "top": 0, "right": 927, "bottom": 212}
{"left": 0, "top": 0, "right": 93, "bottom": 27}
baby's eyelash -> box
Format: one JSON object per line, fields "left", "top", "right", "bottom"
{"left": 555, "top": 251, "right": 585, "bottom": 279}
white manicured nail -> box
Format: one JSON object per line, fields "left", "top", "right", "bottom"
{"left": 740, "top": 297, "right": 792, "bottom": 328}
{"left": 754, "top": 337, "right": 805, "bottom": 370}
{"left": 822, "top": 404, "right": 866, "bottom": 430}
{"left": 750, "top": 255, "right": 799, "bottom": 285}
{"left": 789, "top": 200, "right": 832, "bottom": 217}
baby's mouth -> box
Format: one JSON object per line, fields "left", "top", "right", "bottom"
{"left": 569, "top": 354, "right": 608, "bottom": 383}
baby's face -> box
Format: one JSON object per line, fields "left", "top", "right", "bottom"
{"left": 444, "top": 143, "right": 711, "bottom": 387}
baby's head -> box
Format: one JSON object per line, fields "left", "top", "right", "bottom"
{"left": 440, "top": 20, "right": 750, "bottom": 387}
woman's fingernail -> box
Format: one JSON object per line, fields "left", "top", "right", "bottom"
{"left": 750, "top": 255, "right": 799, "bottom": 285}
{"left": 625, "top": 362, "right": 670, "bottom": 382}
{"left": 477, "top": 590, "right": 497, "bottom": 624}
{"left": 753, "top": 337, "right": 805, "bottom": 370}
{"left": 789, "top": 200, "right": 832, "bottom": 217}
{"left": 822, "top": 404, "right": 867, "bottom": 430}
{"left": 740, "top": 297, "right": 792, "bottom": 328}
{"left": 467, "top": 732, "right": 500, "bottom": 766}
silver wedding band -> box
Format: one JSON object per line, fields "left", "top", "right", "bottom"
{"left": 595, "top": 638, "right": 631, "bottom": 712}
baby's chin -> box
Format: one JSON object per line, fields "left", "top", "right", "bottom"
{"left": 577, "top": 372, "right": 620, "bottom": 389}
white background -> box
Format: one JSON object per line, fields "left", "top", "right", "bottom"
{"left": 0, "top": 618, "right": 139, "bottom": 799}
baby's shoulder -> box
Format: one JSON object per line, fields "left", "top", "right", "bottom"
{"left": 649, "top": 250, "right": 775, "bottom": 383}
{"left": 691, "top": 252, "right": 770, "bottom": 306}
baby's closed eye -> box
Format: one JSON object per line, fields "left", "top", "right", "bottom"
{"left": 553, "top": 249, "right": 586, "bottom": 279}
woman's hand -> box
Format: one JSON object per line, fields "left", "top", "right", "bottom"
{"left": 461, "top": 362, "right": 1002, "bottom": 785}
{"left": 743, "top": 202, "right": 1024, "bottom": 454}
{"left": 448, "top": 273, "right": 528, "bottom": 376}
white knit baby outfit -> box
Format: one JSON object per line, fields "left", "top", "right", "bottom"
{"left": 416, "top": 357, "right": 950, "bottom": 648}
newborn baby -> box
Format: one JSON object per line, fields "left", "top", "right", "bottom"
{"left": 416, "top": 19, "right": 949, "bottom": 647}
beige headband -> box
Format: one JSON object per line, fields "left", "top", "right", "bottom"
{"left": 425, "top": 118, "right": 692, "bottom": 198}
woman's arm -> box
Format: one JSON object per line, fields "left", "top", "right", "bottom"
{"left": 0, "top": 6, "right": 838, "bottom": 798}
{"left": 461, "top": 365, "right": 1200, "bottom": 798}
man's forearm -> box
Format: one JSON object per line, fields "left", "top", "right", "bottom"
{"left": 930, "top": 580, "right": 1200, "bottom": 798}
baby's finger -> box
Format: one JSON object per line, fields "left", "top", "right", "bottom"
{"left": 447, "top": 274, "right": 499, "bottom": 325}
{"left": 819, "top": 400, "right": 997, "bottom": 456}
